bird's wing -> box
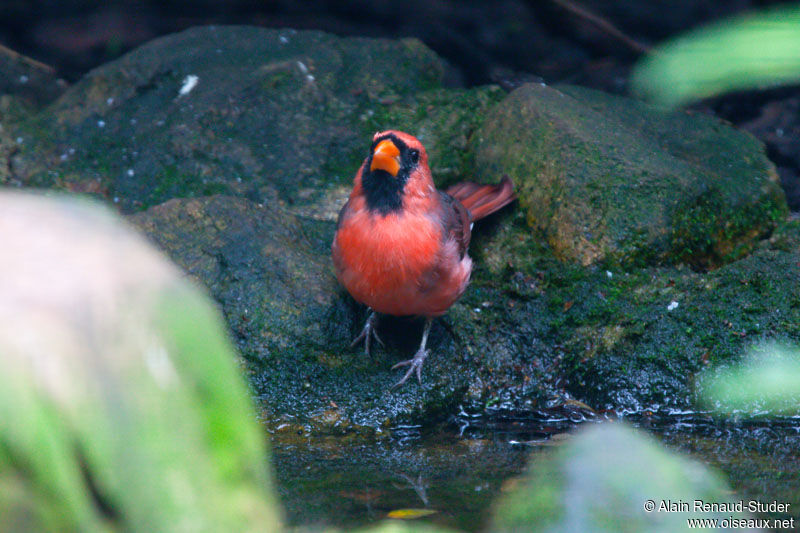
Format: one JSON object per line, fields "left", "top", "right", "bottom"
{"left": 445, "top": 175, "right": 515, "bottom": 222}
{"left": 437, "top": 190, "right": 471, "bottom": 259}
{"left": 335, "top": 198, "right": 352, "bottom": 230}
{"left": 415, "top": 191, "right": 472, "bottom": 298}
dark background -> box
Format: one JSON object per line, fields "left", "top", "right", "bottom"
{"left": 0, "top": 0, "right": 784, "bottom": 86}
{"left": 3, "top": 0, "right": 799, "bottom": 207}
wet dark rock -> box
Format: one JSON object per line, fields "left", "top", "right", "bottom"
{"left": 473, "top": 82, "right": 787, "bottom": 269}
{"left": 564, "top": 248, "right": 800, "bottom": 412}
{"left": 0, "top": 51, "right": 67, "bottom": 109}
{"left": 129, "top": 194, "right": 800, "bottom": 424}
{"left": 0, "top": 50, "right": 67, "bottom": 185}
{"left": 130, "top": 195, "right": 338, "bottom": 359}
{"left": 444, "top": 209, "right": 800, "bottom": 415}
{"left": 0, "top": 123, "right": 13, "bottom": 184}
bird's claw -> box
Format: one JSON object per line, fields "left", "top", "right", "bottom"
{"left": 391, "top": 348, "right": 429, "bottom": 389}
{"left": 350, "top": 311, "right": 383, "bottom": 357}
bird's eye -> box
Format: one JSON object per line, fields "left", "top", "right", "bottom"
{"left": 409, "top": 149, "right": 420, "bottom": 164}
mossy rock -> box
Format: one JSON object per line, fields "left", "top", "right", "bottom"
{"left": 464, "top": 209, "right": 800, "bottom": 413}
{"left": 473, "top": 82, "right": 787, "bottom": 269}
{"left": 6, "top": 26, "right": 497, "bottom": 215}
{"left": 567, "top": 248, "right": 800, "bottom": 410}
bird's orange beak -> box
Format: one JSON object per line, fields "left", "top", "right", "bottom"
{"left": 370, "top": 139, "right": 401, "bottom": 176}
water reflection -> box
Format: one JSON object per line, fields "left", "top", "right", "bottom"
{"left": 269, "top": 410, "right": 800, "bottom": 531}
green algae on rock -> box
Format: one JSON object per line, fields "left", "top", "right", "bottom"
{"left": 355, "top": 86, "right": 506, "bottom": 187}
{"left": 473, "top": 82, "right": 787, "bottom": 269}
{"left": 0, "top": 192, "right": 280, "bottom": 532}
{"left": 455, "top": 207, "right": 800, "bottom": 413}
{"left": 6, "top": 26, "right": 466, "bottom": 213}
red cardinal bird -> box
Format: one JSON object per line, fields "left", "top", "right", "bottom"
{"left": 332, "top": 130, "right": 515, "bottom": 388}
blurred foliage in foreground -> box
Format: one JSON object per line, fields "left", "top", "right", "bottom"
{"left": 0, "top": 192, "right": 281, "bottom": 532}
{"left": 491, "top": 423, "right": 743, "bottom": 533}
{"left": 631, "top": 4, "right": 800, "bottom": 108}
{"left": 700, "top": 342, "right": 800, "bottom": 416}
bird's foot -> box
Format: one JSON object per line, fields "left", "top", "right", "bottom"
{"left": 350, "top": 310, "right": 383, "bottom": 357}
{"left": 391, "top": 347, "right": 429, "bottom": 389}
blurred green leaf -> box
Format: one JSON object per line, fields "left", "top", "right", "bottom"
{"left": 700, "top": 342, "right": 800, "bottom": 415}
{"left": 631, "top": 5, "right": 800, "bottom": 108}
{"left": 491, "top": 423, "right": 740, "bottom": 533}
{"left": 0, "top": 193, "right": 281, "bottom": 532}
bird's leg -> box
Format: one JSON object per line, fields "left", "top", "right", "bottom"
{"left": 350, "top": 309, "right": 383, "bottom": 357}
{"left": 395, "top": 472, "right": 429, "bottom": 506}
{"left": 391, "top": 318, "right": 433, "bottom": 389}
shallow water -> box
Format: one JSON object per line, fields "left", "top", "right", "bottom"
{"left": 269, "top": 411, "right": 800, "bottom": 531}
{"left": 643, "top": 412, "right": 800, "bottom": 525}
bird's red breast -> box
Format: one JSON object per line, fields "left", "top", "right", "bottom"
{"left": 332, "top": 130, "right": 513, "bottom": 318}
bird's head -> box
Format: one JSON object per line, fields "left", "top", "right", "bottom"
{"left": 360, "top": 130, "right": 432, "bottom": 215}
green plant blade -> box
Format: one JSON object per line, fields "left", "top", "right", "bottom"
{"left": 631, "top": 5, "right": 800, "bottom": 108}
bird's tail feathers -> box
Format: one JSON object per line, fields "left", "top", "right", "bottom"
{"left": 446, "top": 175, "right": 516, "bottom": 221}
